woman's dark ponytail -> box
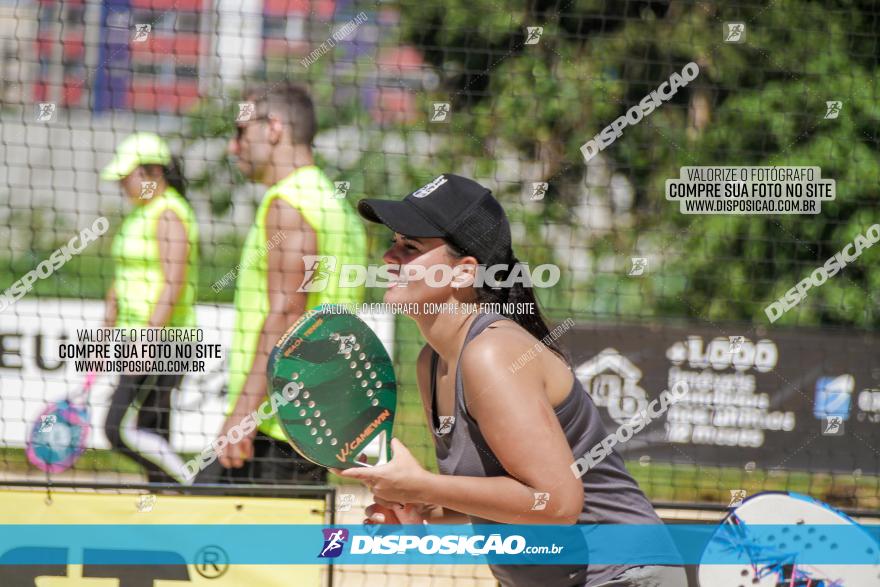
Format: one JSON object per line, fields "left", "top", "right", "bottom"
{"left": 504, "top": 277, "right": 568, "bottom": 362}
{"left": 447, "top": 244, "right": 569, "bottom": 363}
{"left": 163, "top": 156, "right": 188, "bottom": 198}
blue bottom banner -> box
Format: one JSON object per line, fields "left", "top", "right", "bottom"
{"left": 0, "top": 524, "right": 878, "bottom": 565}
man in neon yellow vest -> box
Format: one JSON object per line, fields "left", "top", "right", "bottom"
{"left": 201, "top": 83, "right": 366, "bottom": 484}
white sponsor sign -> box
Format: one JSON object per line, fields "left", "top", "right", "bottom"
{"left": 0, "top": 299, "right": 393, "bottom": 452}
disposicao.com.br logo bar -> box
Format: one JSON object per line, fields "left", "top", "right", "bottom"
{"left": 1, "top": 525, "right": 877, "bottom": 565}
{"left": 319, "top": 528, "right": 563, "bottom": 559}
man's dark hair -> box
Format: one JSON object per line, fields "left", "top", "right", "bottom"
{"left": 247, "top": 82, "right": 317, "bottom": 146}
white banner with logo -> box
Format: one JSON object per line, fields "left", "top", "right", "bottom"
{"left": 0, "top": 299, "right": 394, "bottom": 452}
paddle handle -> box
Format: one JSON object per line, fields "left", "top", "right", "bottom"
{"left": 76, "top": 371, "right": 98, "bottom": 403}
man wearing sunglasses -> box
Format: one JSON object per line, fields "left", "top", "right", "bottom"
{"left": 197, "top": 83, "right": 367, "bottom": 485}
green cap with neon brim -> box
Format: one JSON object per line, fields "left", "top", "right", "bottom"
{"left": 101, "top": 132, "right": 172, "bottom": 181}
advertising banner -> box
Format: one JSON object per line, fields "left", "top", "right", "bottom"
{"left": 567, "top": 323, "right": 879, "bottom": 473}
{"left": 0, "top": 489, "right": 324, "bottom": 585}
{"left": 0, "top": 299, "right": 394, "bottom": 452}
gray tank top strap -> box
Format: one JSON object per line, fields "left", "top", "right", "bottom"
{"left": 455, "top": 312, "right": 507, "bottom": 409}
{"left": 462, "top": 311, "right": 508, "bottom": 343}
{"left": 430, "top": 312, "right": 507, "bottom": 430}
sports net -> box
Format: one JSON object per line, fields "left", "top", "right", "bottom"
{"left": 1, "top": 0, "right": 879, "bottom": 583}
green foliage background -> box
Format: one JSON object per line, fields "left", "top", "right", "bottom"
{"left": 6, "top": 0, "right": 877, "bottom": 328}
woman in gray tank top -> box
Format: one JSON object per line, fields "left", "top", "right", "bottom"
{"left": 341, "top": 175, "right": 686, "bottom": 587}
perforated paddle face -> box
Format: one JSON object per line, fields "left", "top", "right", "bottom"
{"left": 269, "top": 306, "right": 396, "bottom": 469}
{"left": 698, "top": 492, "right": 880, "bottom": 587}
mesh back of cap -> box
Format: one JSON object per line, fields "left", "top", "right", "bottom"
{"left": 452, "top": 194, "right": 512, "bottom": 266}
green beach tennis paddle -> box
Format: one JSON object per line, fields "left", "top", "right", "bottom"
{"left": 268, "top": 305, "right": 397, "bottom": 469}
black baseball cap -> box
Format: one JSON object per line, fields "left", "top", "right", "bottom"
{"left": 357, "top": 174, "right": 514, "bottom": 266}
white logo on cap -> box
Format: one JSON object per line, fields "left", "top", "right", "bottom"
{"left": 411, "top": 176, "right": 448, "bottom": 199}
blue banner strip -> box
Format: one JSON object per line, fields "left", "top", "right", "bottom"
{"left": 0, "top": 525, "right": 877, "bottom": 565}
